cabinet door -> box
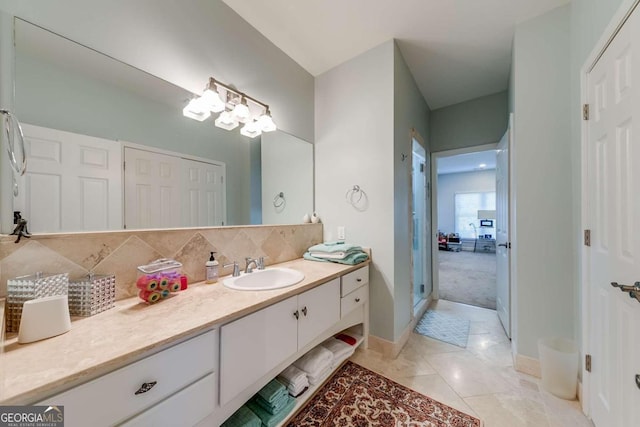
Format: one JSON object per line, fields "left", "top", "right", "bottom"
{"left": 219, "top": 296, "right": 298, "bottom": 406}
{"left": 297, "top": 278, "right": 340, "bottom": 349}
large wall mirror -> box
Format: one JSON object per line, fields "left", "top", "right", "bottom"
{"left": 10, "top": 18, "right": 313, "bottom": 233}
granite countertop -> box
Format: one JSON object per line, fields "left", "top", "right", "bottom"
{"left": 0, "top": 258, "right": 369, "bottom": 405}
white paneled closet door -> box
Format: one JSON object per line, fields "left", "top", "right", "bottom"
{"left": 124, "top": 147, "right": 181, "bottom": 230}
{"left": 181, "top": 158, "right": 225, "bottom": 227}
{"left": 586, "top": 5, "right": 640, "bottom": 426}
{"left": 15, "top": 124, "right": 122, "bottom": 233}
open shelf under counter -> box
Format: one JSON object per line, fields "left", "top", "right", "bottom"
{"left": 274, "top": 325, "right": 366, "bottom": 427}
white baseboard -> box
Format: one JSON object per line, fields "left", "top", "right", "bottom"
{"left": 514, "top": 353, "right": 541, "bottom": 378}
{"left": 368, "top": 294, "right": 432, "bottom": 358}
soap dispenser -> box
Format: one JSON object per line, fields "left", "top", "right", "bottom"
{"left": 205, "top": 252, "right": 219, "bottom": 284}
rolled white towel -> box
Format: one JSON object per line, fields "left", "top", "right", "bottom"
{"left": 293, "top": 346, "right": 333, "bottom": 377}
{"left": 278, "top": 365, "right": 307, "bottom": 385}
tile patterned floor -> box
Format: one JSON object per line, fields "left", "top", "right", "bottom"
{"left": 351, "top": 300, "right": 594, "bottom": 427}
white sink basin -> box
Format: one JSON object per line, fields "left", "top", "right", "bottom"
{"left": 223, "top": 267, "right": 304, "bottom": 291}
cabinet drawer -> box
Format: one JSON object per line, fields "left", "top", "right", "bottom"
{"left": 341, "top": 284, "right": 368, "bottom": 317}
{"left": 121, "top": 373, "right": 215, "bottom": 427}
{"left": 38, "top": 330, "right": 216, "bottom": 427}
{"left": 341, "top": 265, "right": 369, "bottom": 297}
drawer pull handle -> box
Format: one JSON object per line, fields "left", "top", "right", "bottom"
{"left": 356, "top": 278, "right": 362, "bottom": 282}
{"left": 301, "top": 306, "right": 308, "bottom": 316}
{"left": 355, "top": 298, "right": 361, "bottom": 302}
{"left": 293, "top": 310, "right": 299, "bottom": 320}
{"left": 135, "top": 381, "right": 157, "bottom": 395}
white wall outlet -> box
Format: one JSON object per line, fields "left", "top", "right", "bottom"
{"left": 337, "top": 226, "right": 345, "bottom": 241}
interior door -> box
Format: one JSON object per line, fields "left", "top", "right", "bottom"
{"left": 181, "top": 158, "right": 226, "bottom": 227}
{"left": 124, "top": 147, "right": 181, "bottom": 229}
{"left": 15, "top": 124, "right": 122, "bottom": 232}
{"left": 587, "top": 6, "right": 640, "bottom": 427}
{"left": 496, "top": 128, "right": 510, "bottom": 337}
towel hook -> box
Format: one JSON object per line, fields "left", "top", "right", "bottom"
{"left": 273, "top": 191, "right": 285, "bottom": 208}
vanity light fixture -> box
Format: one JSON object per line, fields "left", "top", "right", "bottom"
{"left": 215, "top": 111, "right": 239, "bottom": 131}
{"left": 183, "top": 77, "right": 277, "bottom": 138}
{"left": 182, "top": 97, "right": 211, "bottom": 122}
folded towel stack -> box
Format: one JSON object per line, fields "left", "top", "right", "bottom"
{"left": 221, "top": 405, "right": 261, "bottom": 427}
{"left": 322, "top": 337, "right": 355, "bottom": 368}
{"left": 277, "top": 365, "right": 309, "bottom": 397}
{"left": 246, "top": 379, "right": 296, "bottom": 427}
{"left": 293, "top": 346, "right": 333, "bottom": 385}
{"left": 303, "top": 241, "right": 369, "bottom": 265}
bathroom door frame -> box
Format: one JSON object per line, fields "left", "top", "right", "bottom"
{"left": 430, "top": 142, "right": 498, "bottom": 303}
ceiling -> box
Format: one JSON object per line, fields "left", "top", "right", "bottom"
{"left": 223, "top": 0, "right": 569, "bottom": 109}
{"left": 437, "top": 150, "right": 497, "bottom": 175}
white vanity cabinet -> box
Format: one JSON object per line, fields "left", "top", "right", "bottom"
{"left": 37, "top": 329, "right": 217, "bottom": 427}
{"left": 219, "top": 278, "right": 340, "bottom": 406}
{"left": 340, "top": 265, "right": 369, "bottom": 317}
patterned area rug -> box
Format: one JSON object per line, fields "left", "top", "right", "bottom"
{"left": 414, "top": 310, "right": 470, "bottom": 348}
{"left": 286, "top": 361, "right": 481, "bottom": 427}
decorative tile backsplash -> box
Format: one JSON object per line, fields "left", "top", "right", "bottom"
{"left": 0, "top": 224, "right": 322, "bottom": 301}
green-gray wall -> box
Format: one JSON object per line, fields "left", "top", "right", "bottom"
{"left": 316, "top": 39, "right": 430, "bottom": 343}
{"left": 511, "top": 5, "right": 573, "bottom": 359}
{"left": 430, "top": 91, "right": 508, "bottom": 152}
{"left": 393, "top": 41, "right": 431, "bottom": 339}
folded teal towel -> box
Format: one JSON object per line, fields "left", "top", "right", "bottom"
{"left": 256, "top": 379, "right": 287, "bottom": 403}
{"left": 304, "top": 251, "right": 369, "bottom": 265}
{"left": 255, "top": 391, "right": 289, "bottom": 415}
{"left": 247, "top": 395, "right": 296, "bottom": 427}
{"left": 308, "top": 242, "right": 362, "bottom": 253}
{"left": 221, "top": 405, "right": 261, "bottom": 427}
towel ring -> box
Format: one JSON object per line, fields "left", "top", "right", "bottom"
{"left": 273, "top": 192, "right": 285, "bottom": 208}
{"left": 345, "top": 185, "right": 364, "bottom": 204}
{"left": 1, "top": 109, "right": 27, "bottom": 176}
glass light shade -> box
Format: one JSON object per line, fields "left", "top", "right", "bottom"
{"left": 240, "top": 120, "right": 262, "bottom": 138}
{"left": 257, "top": 113, "right": 277, "bottom": 132}
{"left": 201, "top": 88, "right": 225, "bottom": 113}
{"left": 182, "top": 98, "right": 211, "bottom": 122}
{"left": 215, "top": 111, "right": 239, "bottom": 130}
{"left": 231, "top": 102, "right": 250, "bottom": 123}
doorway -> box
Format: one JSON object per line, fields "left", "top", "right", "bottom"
{"left": 411, "top": 136, "right": 431, "bottom": 314}
{"left": 433, "top": 147, "right": 498, "bottom": 310}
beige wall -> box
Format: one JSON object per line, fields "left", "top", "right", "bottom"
{"left": 1, "top": 224, "right": 322, "bottom": 301}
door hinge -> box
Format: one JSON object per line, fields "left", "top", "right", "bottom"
{"left": 584, "top": 229, "right": 591, "bottom": 247}
{"left": 586, "top": 354, "right": 592, "bottom": 372}
{"left": 583, "top": 104, "right": 590, "bottom": 121}
{"left": 123, "top": 161, "right": 126, "bottom": 171}
{"left": 420, "top": 162, "right": 425, "bottom": 173}
{"left": 420, "top": 284, "right": 425, "bottom": 293}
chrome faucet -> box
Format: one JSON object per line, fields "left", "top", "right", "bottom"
{"left": 245, "top": 257, "right": 258, "bottom": 274}
{"left": 224, "top": 261, "right": 240, "bottom": 277}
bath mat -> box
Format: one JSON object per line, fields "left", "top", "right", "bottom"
{"left": 286, "top": 361, "right": 481, "bottom": 427}
{"left": 414, "top": 309, "right": 470, "bottom": 348}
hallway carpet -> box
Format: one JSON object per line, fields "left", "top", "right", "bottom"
{"left": 438, "top": 250, "right": 496, "bottom": 309}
